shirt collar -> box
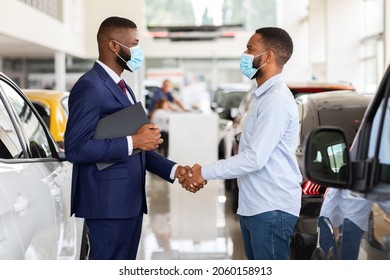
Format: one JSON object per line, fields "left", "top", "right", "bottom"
{"left": 96, "top": 60, "right": 122, "bottom": 84}
{"left": 253, "top": 73, "right": 284, "bottom": 98}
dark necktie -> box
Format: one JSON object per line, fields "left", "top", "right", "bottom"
{"left": 118, "top": 79, "right": 136, "bottom": 103}
{"left": 117, "top": 79, "right": 127, "bottom": 96}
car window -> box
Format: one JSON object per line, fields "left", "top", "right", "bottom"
{"left": 61, "top": 95, "right": 69, "bottom": 117}
{"left": 296, "top": 101, "right": 303, "bottom": 150}
{"left": 378, "top": 100, "right": 390, "bottom": 164}
{"left": 31, "top": 102, "right": 50, "bottom": 128}
{"left": 219, "top": 91, "right": 246, "bottom": 108}
{"left": 0, "top": 80, "right": 52, "bottom": 159}
{"left": 0, "top": 95, "right": 24, "bottom": 159}
{"left": 369, "top": 98, "right": 390, "bottom": 165}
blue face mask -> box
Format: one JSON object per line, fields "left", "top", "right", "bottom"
{"left": 114, "top": 41, "right": 144, "bottom": 72}
{"left": 239, "top": 52, "right": 268, "bottom": 79}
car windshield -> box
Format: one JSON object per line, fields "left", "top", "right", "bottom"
{"left": 218, "top": 91, "right": 246, "bottom": 109}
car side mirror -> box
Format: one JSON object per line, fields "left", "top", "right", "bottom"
{"left": 304, "top": 127, "right": 350, "bottom": 189}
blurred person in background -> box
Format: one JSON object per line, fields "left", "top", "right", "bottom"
{"left": 148, "top": 79, "right": 188, "bottom": 112}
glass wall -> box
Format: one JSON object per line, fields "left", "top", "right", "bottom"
{"left": 17, "top": 0, "right": 63, "bottom": 21}
{"left": 360, "top": 0, "right": 384, "bottom": 93}
{"left": 145, "top": 0, "right": 276, "bottom": 29}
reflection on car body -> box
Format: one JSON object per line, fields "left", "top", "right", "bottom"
{"left": 369, "top": 202, "right": 390, "bottom": 251}
{"left": 0, "top": 72, "right": 88, "bottom": 259}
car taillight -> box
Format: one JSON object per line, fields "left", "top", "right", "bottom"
{"left": 302, "top": 180, "right": 322, "bottom": 195}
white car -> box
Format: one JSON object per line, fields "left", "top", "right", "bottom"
{"left": 0, "top": 72, "right": 89, "bottom": 259}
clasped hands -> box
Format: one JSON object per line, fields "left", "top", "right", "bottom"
{"left": 175, "top": 164, "right": 207, "bottom": 193}
{"left": 134, "top": 124, "right": 207, "bottom": 193}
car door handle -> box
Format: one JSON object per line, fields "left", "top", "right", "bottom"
{"left": 13, "top": 193, "right": 28, "bottom": 216}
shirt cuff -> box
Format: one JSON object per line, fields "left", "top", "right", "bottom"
{"left": 170, "top": 164, "right": 179, "bottom": 180}
{"left": 201, "top": 164, "right": 212, "bottom": 180}
{"left": 126, "top": 136, "right": 133, "bottom": 155}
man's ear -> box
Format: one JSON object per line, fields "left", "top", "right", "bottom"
{"left": 266, "top": 50, "right": 275, "bottom": 64}
{"left": 108, "top": 40, "right": 119, "bottom": 53}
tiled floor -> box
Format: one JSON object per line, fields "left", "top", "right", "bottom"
{"left": 137, "top": 173, "right": 390, "bottom": 260}
{"left": 137, "top": 172, "right": 246, "bottom": 260}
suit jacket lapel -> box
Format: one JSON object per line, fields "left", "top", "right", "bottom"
{"left": 93, "top": 62, "right": 132, "bottom": 107}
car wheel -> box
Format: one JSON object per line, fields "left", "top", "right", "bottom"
{"left": 368, "top": 211, "right": 382, "bottom": 250}
{"left": 79, "top": 222, "right": 92, "bottom": 259}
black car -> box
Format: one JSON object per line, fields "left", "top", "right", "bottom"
{"left": 291, "top": 91, "right": 372, "bottom": 259}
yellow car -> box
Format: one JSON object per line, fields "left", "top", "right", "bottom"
{"left": 24, "top": 89, "right": 69, "bottom": 149}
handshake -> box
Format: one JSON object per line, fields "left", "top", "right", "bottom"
{"left": 175, "top": 164, "right": 207, "bottom": 193}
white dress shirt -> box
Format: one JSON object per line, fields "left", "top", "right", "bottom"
{"left": 202, "top": 74, "right": 302, "bottom": 217}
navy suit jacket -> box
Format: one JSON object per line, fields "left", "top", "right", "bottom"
{"left": 64, "top": 62, "right": 176, "bottom": 219}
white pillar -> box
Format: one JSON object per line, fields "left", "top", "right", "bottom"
{"left": 55, "top": 51, "right": 66, "bottom": 92}
{"left": 309, "top": 0, "right": 327, "bottom": 81}
{"left": 384, "top": 0, "right": 390, "bottom": 68}
{"left": 277, "top": 0, "right": 311, "bottom": 82}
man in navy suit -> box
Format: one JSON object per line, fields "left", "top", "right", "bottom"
{"left": 64, "top": 16, "right": 199, "bottom": 260}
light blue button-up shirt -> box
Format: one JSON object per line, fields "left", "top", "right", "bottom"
{"left": 202, "top": 73, "right": 302, "bottom": 217}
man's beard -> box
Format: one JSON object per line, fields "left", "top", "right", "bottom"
{"left": 251, "top": 68, "right": 263, "bottom": 80}
{"left": 251, "top": 56, "right": 263, "bottom": 80}
{"left": 115, "top": 49, "right": 131, "bottom": 71}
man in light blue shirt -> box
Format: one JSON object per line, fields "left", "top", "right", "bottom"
{"left": 181, "top": 27, "right": 302, "bottom": 260}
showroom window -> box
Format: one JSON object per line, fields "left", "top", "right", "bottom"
{"left": 360, "top": 0, "right": 384, "bottom": 93}
{"left": 145, "top": 0, "right": 276, "bottom": 30}
{"left": 17, "top": 0, "right": 63, "bottom": 21}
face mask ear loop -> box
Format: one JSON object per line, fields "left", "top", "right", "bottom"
{"left": 115, "top": 51, "right": 127, "bottom": 63}
{"left": 253, "top": 52, "right": 268, "bottom": 71}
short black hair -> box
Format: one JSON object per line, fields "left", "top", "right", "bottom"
{"left": 97, "top": 16, "right": 137, "bottom": 42}
{"left": 255, "top": 27, "right": 293, "bottom": 66}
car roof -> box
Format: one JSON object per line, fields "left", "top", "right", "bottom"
{"left": 287, "top": 81, "right": 355, "bottom": 92}
{"left": 23, "top": 89, "right": 69, "bottom": 101}
{"left": 295, "top": 90, "right": 373, "bottom": 109}
{"left": 23, "top": 89, "right": 69, "bottom": 96}
{"left": 215, "top": 83, "right": 252, "bottom": 92}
